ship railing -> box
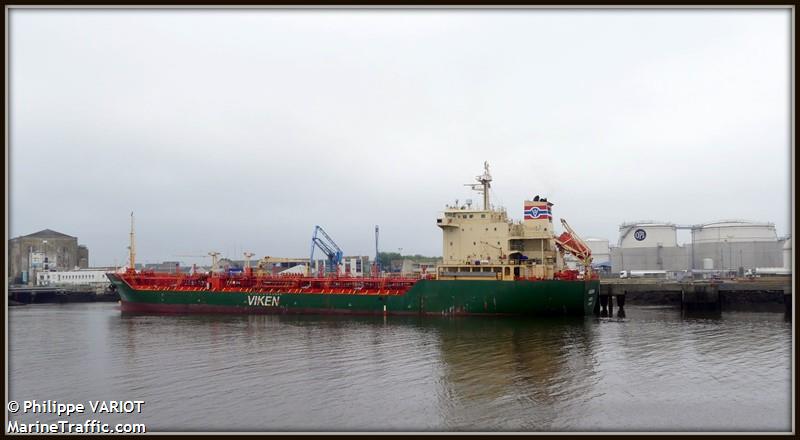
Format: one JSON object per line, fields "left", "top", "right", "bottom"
{"left": 122, "top": 271, "right": 423, "bottom": 293}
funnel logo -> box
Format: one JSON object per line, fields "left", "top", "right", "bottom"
{"left": 634, "top": 229, "right": 647, "bottom": 241}
{"left": 524, "top": 205, "right": 551, "bottom": 220}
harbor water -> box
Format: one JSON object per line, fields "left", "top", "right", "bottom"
{"left": 8, "top": 303, "right": 792, "bottom": 432}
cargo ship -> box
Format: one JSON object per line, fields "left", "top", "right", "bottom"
{"left": 107, "top": 163, "right": 599, "bottom": 316}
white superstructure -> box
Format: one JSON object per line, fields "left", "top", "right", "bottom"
{"left": 37, "top": 268, "right": 113, "bottom": 287}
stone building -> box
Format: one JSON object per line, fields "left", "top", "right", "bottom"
{"left": 8, "top": 229, "right": 89, "bottom": 285}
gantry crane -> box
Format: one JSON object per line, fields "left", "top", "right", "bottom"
{"left": 310, "top": 225, "right": 343, "bottom": 276}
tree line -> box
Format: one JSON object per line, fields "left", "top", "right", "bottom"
{"left": 376, "top": 252, "right": 441, "bottom": 269}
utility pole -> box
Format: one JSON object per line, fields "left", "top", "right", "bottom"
{"left": 128, "top": 212, "right": 136, "bottom": 273}
{"left": 374, "top": 225, "right": 380, "bottom": 275}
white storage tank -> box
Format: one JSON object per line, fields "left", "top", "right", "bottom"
{"left": 619, "top": 222, "right": 678, "bottom": 248}
{"left": 692, "top": 220, "right": 777, "bottom": 243}
{"left": 783, "top": 237, "right": 792, "bottom": 270}
{"left": 703, "top": 258, "right": 714, "bottom": 270}
{"left": 585, "top": 238, "right": 611, "bottom": 264}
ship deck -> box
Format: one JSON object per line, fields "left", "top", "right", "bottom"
{"left": 114, "top": 272, "right": 427, "bottom": 296}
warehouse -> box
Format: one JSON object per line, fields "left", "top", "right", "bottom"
{"left": 8, "top": 229, "right": 89, "bottom": 285}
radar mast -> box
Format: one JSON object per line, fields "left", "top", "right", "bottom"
{"left": 464, "top": 161, "right": 492, "bottom": 210}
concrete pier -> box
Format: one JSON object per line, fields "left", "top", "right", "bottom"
{"left": 8, "top": 286, "right": 118, "bottom": 304}
{"left": 681, "top": 284, "right": 720, "bottom": 312}
{"left": 598, "top": 278, "right": 791, "bottom": 314}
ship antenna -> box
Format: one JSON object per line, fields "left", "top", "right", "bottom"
{"left": 128, "top": 211, "right": 136, "bottom": 273}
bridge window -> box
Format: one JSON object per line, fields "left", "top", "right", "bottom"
{"left": 481, "top": 214, "right": 485, "bottom": 218}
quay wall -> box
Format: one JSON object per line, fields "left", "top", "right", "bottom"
{"left": 599, "top": 279, "right": 791, "bottom": 313}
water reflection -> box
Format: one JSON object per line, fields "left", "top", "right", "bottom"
{"left": 8, "top": 304, "right": 792, "bottom": 432}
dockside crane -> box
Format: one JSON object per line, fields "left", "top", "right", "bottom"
{"left": 554, "top": 219, "right": 594, "bottom": 278}
{"left": 310, "top": 226, "right": 344, "bottom": 276}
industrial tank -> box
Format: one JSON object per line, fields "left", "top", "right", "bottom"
{"left": 692, "top": 220, "right": 777, "bottom": 243}
{"left": 618, "top": 222, "right": 678, "bottom": 248}
{"left": 783, "top": 237, "right": 792, "bottom": 270}
{"left": 585, "top": 238, "right": 610, "bottom": 264}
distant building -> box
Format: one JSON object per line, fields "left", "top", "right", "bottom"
{"left": 8, "top": 229, "right": 89, "bottom": 285}
{"left": 390, "top": 258, "right": 441, "bottom": 275}
{"left": 36, "top": 268, "right": 114, "bottom": 288}
{"left": 256, "top": 257, "right": 309, "bottom": 275}
{"left": 256, "top": 256, "right": 373, "bottom": 276}
{"left": 143, "top": 261, "right": 188, "bottom": 273}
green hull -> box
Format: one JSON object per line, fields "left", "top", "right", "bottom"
{"left": 109, "top": 274, "right": 598, "bottom": 316}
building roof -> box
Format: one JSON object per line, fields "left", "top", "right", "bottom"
{"left": 619, "top": 221, "right": 675, "bottom": 228}
{"left": 23, "top": 229, "right": 76, "bottom": 239}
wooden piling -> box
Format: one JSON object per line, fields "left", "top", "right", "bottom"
{"left": 617, "top": 291, "right": 626, "bottom": 318}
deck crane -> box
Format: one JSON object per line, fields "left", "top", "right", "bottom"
{"left": 554, "top": 219, "right": 594, "bottom": 278}
{"left": 310, "top": 225, "right": 344, "bottom": 276}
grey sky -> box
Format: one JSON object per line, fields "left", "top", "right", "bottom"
{"left": 9, "top": 8, "right": 792, "bottom": 267}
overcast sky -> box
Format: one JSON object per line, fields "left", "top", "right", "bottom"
{"left": 9, "top": 8, "right": 792, "bottom": 267}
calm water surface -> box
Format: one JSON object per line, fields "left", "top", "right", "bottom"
{"left": 8, "top": 303, "right": 792, "bottom": 432}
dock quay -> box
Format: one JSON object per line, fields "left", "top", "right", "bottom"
{"left": 597, "top": 278, "right": 792, "bottom": 316}
{"left": 8, "top": 285, "right": 119, "bottom": 305}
